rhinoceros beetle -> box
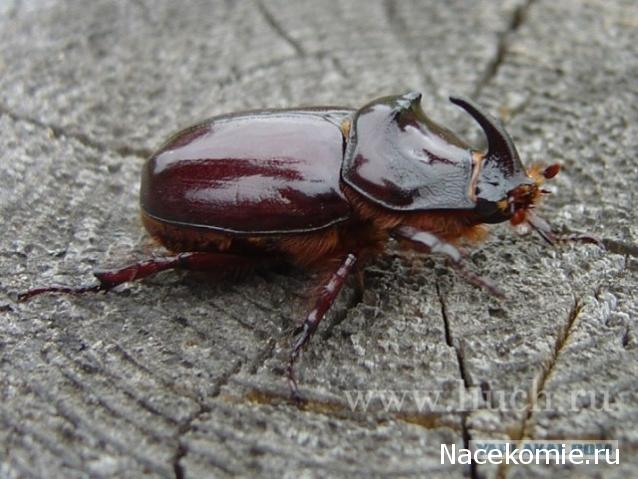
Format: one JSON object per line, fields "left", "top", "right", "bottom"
{"left": 20, "top": 92, "right": 601, "bottom": 399}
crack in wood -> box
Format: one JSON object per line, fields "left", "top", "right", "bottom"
{"left": 247, "top": 338, "right": 278, "bottom": 375}
{"left": 523, "top": 300, "right": 583, "bottom": 438}
{"left": 111, "top": 343, "right": 204, "bottom": 402}
{"left": 0, "top": 104, "right": 152, "bottom": 159}
{"left": 435, "top": 284, "right": 473, "bottom": 390}
{"left": 172, "top": 442, "right": 187, "bottom": 479}
{"left": 437, "top": 284, "right": 454, "bottom": 349}
{"left": 382, "top": 0, "right": 435, "bottom": 89}
{"left": 330, "top": 55, "right": 348, "bottom": 78}
{"left": 226, "top": 381, "right": 464, "bottom": 432}
{"left": 58, "top": 367, "right": 178, "bottom": 443}
{"left": 224, "top": 286, "right": 298, "bottom": 334}
{"left": 29, "top": 380, "right": 174, "bottom": 476}
{"left": 171, "top": 337, "right": 279, "bottom": 478}
{"left": 216, "top": 55, "right": 299, "bottom": 90}
{"left": 208, "top": 302, "right": 274, "bottom": 337}
{"left": 256, "top": 0, "right": 305, "bottom": 56}
{"left": 0, "top": 407, "right": 93, "bottom": 478}
{"left": 170, "top": 369, "right": 230, "bottom": 479}
{"left": 435, "top": 284, "right": 479, "bottom": 479}
{"left": 473, "top": 0, "right": 536, "bottom": 98}
{"left": 496, "top": 299, "right": 584, "bottom": 479}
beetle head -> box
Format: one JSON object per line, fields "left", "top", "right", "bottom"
{"left": 449, "top": 97, "right": 560, "bottom": 232}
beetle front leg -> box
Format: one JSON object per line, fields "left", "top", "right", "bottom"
{"left": 391, "top": 225, "right": 504, "bottom": 298}
{"left": 18, "top": 252, "right": 257, "bottom": 302}
{"left": 526, "top": 211, "right": 604, "bottom": 249}
{"left": 287, "top": 253, "right": 357, "bottom": 401}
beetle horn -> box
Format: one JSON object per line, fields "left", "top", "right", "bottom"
{"left": 449, "top": 96, "right": 525, "bottom": 177}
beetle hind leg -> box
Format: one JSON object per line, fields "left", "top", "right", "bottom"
{"left": 18, "top": 252, "right": 258, "bottom": 302}
{"left": 287, "top": 253, "right": 357, "bottom": 402}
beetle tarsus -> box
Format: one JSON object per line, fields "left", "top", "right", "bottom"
{"left": 286, "top": 253, "right": 357, "bottom": 400}
{"left": 526, "top": 211, "right": 604, "bottom": 249}
{"left": 18, "top": 284, "right": 103, "bottom": 302}
{"left": 287, "top": 332, "right": 306, "bottom": 404}
{"left": 553, "top": 233, "right": 605, "bottom": 249}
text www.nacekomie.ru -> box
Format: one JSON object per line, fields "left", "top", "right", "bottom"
{"left": 441, "top": 440, "right": 619, "bottom": 465}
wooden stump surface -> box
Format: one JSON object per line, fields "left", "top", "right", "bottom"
{"left": 1, "top": 1, "right": 637, "bottom": 478}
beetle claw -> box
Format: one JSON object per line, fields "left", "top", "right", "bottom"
{"left": 554, "top": 233, "right": 605, "bottom": 249}
{"left": 287, "top": 341, "right": 309, "bottom": 405}
{"left": 287, "top": 372, "right": 303, "bottom": 404}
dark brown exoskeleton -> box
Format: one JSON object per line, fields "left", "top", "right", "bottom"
{"left": 20, "top": 92, "right": 601, "bottom": 399}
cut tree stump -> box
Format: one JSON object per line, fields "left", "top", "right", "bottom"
{"left": 1, "top": 1, "right": 636, "bottom": 478}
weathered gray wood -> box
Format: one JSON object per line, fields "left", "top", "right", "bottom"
{"left": 1, "top": 1, "right": 636, "bottom": 478}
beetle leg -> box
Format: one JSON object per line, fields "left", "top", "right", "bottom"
{"left": 391, "top": 225, "right": 504, "bottom": 298}
{"left": 353, "top": 265, "right": 365, "bottom": 302}
{"left": 526, "top": 211, "right": 604, "bottom": 249}
{"left": 18, "top": 252, "right": 256, "bottom": 302}
{"left": 287, "top": 253, "right": 357, "bottom": 402}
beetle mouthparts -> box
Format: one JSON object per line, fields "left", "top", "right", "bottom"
{"left": 449, "top": 96, "right": 525, "bottom": 178}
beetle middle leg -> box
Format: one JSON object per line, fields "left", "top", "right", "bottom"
{"left": 287, "top": 253, "right": 357, "bottom": 401}
{"left": 391, "top": 225, "right": 504, "bottom": 298}
{"left": 18, "top": 252, "right": 258, "bottom": 301}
